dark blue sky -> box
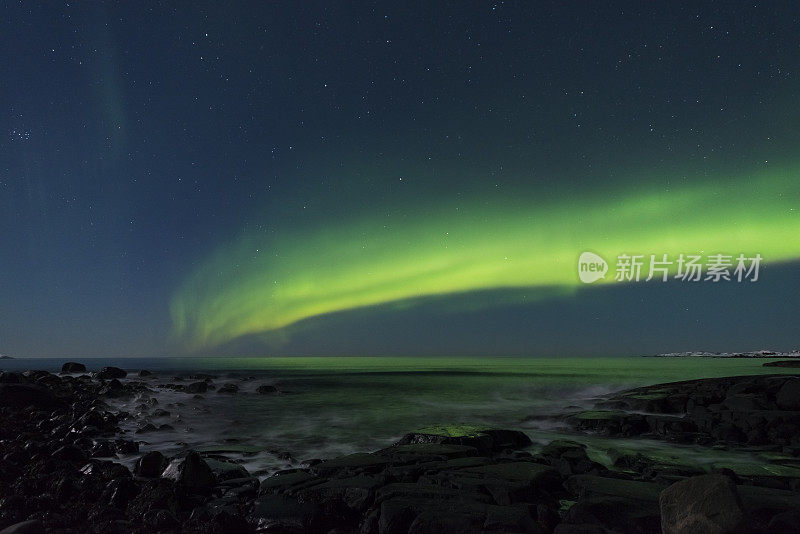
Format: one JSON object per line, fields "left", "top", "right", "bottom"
{"left": 2, "top": 2, "right": 799, "bottom": 357}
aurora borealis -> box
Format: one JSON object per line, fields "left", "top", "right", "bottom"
{"left": 3, "top": 2, "right": 800, "bottom": 357}
{"left": 171, "top": 167, "right": 800, "bottom": 351}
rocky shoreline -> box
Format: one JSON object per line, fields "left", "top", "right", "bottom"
{"left": 0, "top": 364, "right": 799, "bottom": 533}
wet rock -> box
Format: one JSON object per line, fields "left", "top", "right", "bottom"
{"left": 259, "top": 470, "right": 319, "bottom": 495}
{"left": 138, "top": 369, "right": 153, "bottom": 376}
{"left": 0, "top": 371, "right": 22, "bottom": 383}
{"left": 204, "top": 457, "right": 250, "bottom": 481}
{"left": 562, "top": 497, "right": 660, "bottom": 534}
{"left": 566, "top": 410, "right": 649, "bottom": 437}
{"left": 185, "top": 381, "right": 207, "bottom": 394}
{"left": 0, "top": 383, "right": 59, "bottom": 408}
{"left": 80, "top": 459, "right": 132, "bottom": 480}
{"left": 162, "top": 451, "right": 216, "bottom": 494}
{"left": 102, "top": 477, "right": 140, "bottom": 508}
{"left": 217, "top": 383, "right": 239, "bottom": 394}
{"left": 312, "top": 453, "right": 390, "bottom": 477}
{"left": 659, "top": 474, "right": 747, "bottom": 534}
{"left": 135, "top": 451, "right": 169, "bottom": 478}
{"left": 395, "top": 425, "right": 531, "bottom": 455}
{"left": 61, "top": 361, "right": 86, "bottom": 373}
{"left": 91, "top": 440, "right": 118, "bottom": 457}
{"left": 135, "top": 423, "right": 157, "bottom": 434}
{"left": 126, "top": 479, "right": 180, "bottom": 520}
{"left": 539, "top": 440, "right": 605, "bottom": 476}
{"left": 295, "top": 474, "right": 384, "bottom": 512}
{"left": 114, "top": 439, "right": 139, "bottom": 454}
{"left": 256, "top": 384, "right": 280, "bottom": 394}
{"left": 763, "top": 360, "right": 800, "bottom": 368}
{"left": 142, "top": 509, "right": 179, "bottom": 530}
{"left": 96, "top": 366, "right": 127, "bottom": 379}
{"left": 768, "top": 509, "right": 800, "bottom": 533}
{"left": 564, "top": 475, "right": 664, "bottom": 506}
{"left": 52, "top": 444, "right": 89, "bottom": 464}
{"left": 553, "top": 525, "right": 607, "bottom": 534}
{"left": 249, "top": 494, "right": 324, "bottom": 532}
{"left": 776, "top": 378, "right": 800, "bottom": 410}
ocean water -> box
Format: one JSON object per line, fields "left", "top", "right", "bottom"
{"left": 2, "top": 356, "right": 797, "bottom": 477}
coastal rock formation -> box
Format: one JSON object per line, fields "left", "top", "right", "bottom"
{"left": 60, "top": 362, "right": 86, "bottom": 374}
{"left": 563, "top": 374, "right": 800, "bottom": 453}
{"left": 0, "top": 366, "right": 799, "bottom": 533}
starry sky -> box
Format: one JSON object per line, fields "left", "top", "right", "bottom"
{"left": 2, "top": 2, "right": 799, "bottom": 358}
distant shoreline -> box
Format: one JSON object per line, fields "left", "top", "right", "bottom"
{"left": 650, "top": 350, "right": 800, "bottom": 358}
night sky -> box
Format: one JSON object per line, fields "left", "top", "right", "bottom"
{"left": 2, "top": 2, "right": 799, "bottom": 358}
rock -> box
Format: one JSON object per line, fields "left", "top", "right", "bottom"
{"left": 135, "top": 451, "right": 169, "bottom": 478}
{"left": 204, "top": 457, "right": 250, "bottom": 481}
{"left": 96, "top": 367, "right": 127, "bottom": 379}
{"left": 0, "top": 520, "right": 45, "bottom": 534}
{"left": 763, "top": 360, "right": 800, "bottom": 367}
{"left": 659, "top": 474, "right": 747, "bottom": 534}
{"left": 395, "top": 425, "right": 531, "bottom": 454}
{"left": 768, "top": 509, "right": 800, "bottom": 533}
{"left": 126, "top": 479, "right": 180, "bottom": 520}
{"left": 135, "top": 423, "right": 157, "bottom": 434}
{"left": 61, "top": 361, "right": 87, "bottom": 373}
{"left": 249, "top": 494, "right": 323, "bottom": 532}
{"left": 115, "top": 439, "right": 139, "bottom": 454}
{"left": 0, "top": 383, "right": 59, "bottom": 408}
{"left": 161, "top": 451, "right": 216, "bottom": 494}
{"left": 53, "top": 444, "right": 89, "bottom": 464}
{"left": 562, "top": 497, "right": 660, "bottom": 534}
{"left": 0, "top": 372, "right": 21, "bottom": 383}
{"left": 312, "top": 453, "right": 390, "bottom": 476}
{"left": 259, "top": 470, "right": 319, "bottom": 495}
{"left": 217, "top": 383, "right": 239, "bottom": 394}
{"left": 256, "top": 384, "right": 279, "bottom": 394}
{"left": 564, "top": 475, "right": 664, "bottom": 505}
{"left": 776, "top": 378, "right": 800, "bottom": 410}
{"left": 296, "top": 475, "right": 384, "bottom": 512}
{"left": 142, "top": 509, "right": 179, "bottom": 530}
{"left": 185, "top": 381, "right": 207, "bottom": 394}
{"left": 138, "top": 369, "right": 153, "bottom": 376}
{"left": 102, "top": 477, "right": 140, "bottom": 508}
{"left": 553, "top": 525, "right": 608, "bottom": 534}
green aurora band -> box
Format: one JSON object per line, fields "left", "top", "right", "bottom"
{"left": 171, "top": 167, "right": 800, "bottom": 351}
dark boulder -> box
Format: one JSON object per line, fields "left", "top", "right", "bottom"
{"left": 135, "top": 451, "right": 169, "bottom": 478}
{"left": 217, "top": 383, "right": 239, "bottom": 394}
{"left": 161, "top": 451, "right": 216, "bottom": 494}
{"left": 96, "top": 367, "right": 127, "bottom": 379}
{"left": 395, "top": 425, "right": 531, "bottom": 455}
{"left": 768, "top": 509, "right": 800, "bottom": 533}
{"left": 562, "top": 497, "right": 660, "bottom": 534}
{"left": 776, "top": 378, "right": 800, "bottom": 410}
{"left": 142, "top": 509, "right": 179, "bottom": 530}
{"left": 102, "top": 477, "right": 140, "bottom": 508}
{"left": 0, "top": 383, "right": 59, "bottom": 408}
{"left": 185, "top": 381, "right": 207, "bottom": 394}
{"left": 659, "top": 474, "right": 747, "bottom": 534}
{"left": 763, "top": 360, "right": 800, "bottom": 368}
{"left": 61, "top": 361, "right": 87, "bottom": 373}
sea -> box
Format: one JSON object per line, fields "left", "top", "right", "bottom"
{"left": 1, "top": 356, "right": 797, "bottom": 478}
